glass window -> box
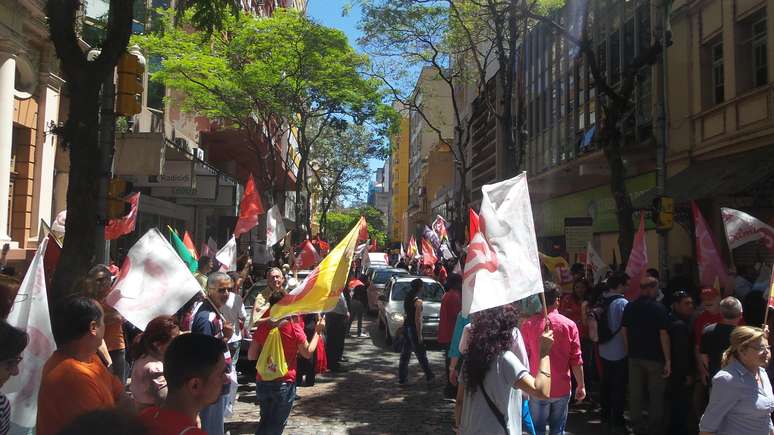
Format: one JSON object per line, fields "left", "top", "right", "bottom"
{"left": 753, "top": 18, "right": 768, "bottom": 87}
{"left": 390, "top": 281, "right": 444, "bottom": 302}
{"left": 712, "top": 42, "right": 724, "bottom": 104}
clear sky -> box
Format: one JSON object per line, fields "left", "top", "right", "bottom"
{"left": 306, "top": 0, "right": 383, "bottom": 194}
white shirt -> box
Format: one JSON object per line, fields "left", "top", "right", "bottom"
{"left": 220, "top": 292, "right": 246, "bottom": 343}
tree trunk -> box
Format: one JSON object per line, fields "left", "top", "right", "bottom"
{"left": 600, "top": 112, "right": 635, "bottom": 266}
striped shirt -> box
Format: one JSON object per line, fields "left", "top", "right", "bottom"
{"left": 0, "top": 394, "right": 11, "bottom": 435}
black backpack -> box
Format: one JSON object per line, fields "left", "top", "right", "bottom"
{"left": 592, "top": 294, "right": 625, "bottom": 344}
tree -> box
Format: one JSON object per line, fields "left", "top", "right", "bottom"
{"left": 520, "top": 0, "right": 664, "bottom": 260}
{"left": 46, "top": 0, "right": 238, "bottom": 297}
{"left": 323, "top": 206, "right": 387, "bottom": 247}
{"left": 307, "top": 123, "right": 386, "bottom": 238}
{"left": 356, "top": 0, "right": 527, "bottom": 241}
{"left": 134, "top": 10, "right": 295, "bottom": 207}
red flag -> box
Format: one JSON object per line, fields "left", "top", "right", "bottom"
{"left": 624, "top": 214, "right": 648, "bottom": 301}
{"left": 182, "top": 231, "right": 199, "bottom": 260}
{"left": 469, "top": 208, "right": 480, "bottom": 241}
{"left": 692, "top": 202, "right": 729, "bottom": 289}
{"left": 407, "top": 236, "right": 418, "bottom": 258}
{"left": 296, "top": 240, "right": 320, "bottom": 269}
{"left": 105, "top": 192, "right": 140, "bottom": 240}
{"left": 233, "top": 174, "right": 264, "bottom": 238}
{"left": 421, "top": 237, "right": 438, "bottom": 266}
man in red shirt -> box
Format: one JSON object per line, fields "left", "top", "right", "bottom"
{"left": 247, "top": 290, "right": 325, "bottom": 433}
{"left": 693, "top": 288, "right": 721, "bottom": 385}
{"left": 139, "top": 333, "right": 228, "bottom": 435}
{"left": 439, "top": 273, "right": 462, "bottom": 398}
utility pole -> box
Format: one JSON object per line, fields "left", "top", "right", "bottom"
{"left": 657, "top": 4, "right": 672, "bottom": 281}
{"left": 96, "top": 70, "right": 115, "bottom": 265}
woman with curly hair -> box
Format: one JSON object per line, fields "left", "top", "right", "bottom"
{"left": 129, "top": 316, "right": 180, "bottom": 410}
{"left": 460, "top": 304, "right": 553, "bottom": 434}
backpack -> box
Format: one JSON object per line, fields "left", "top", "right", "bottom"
{"left": 256, "top": 327, "right": 288, "bottom": 381}
{"left": 591, "top": 294, "right": 625, "bottom": 344}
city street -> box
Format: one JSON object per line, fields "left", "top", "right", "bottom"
{"left": 226, "top": 318, "right": 602, "bottom": 435}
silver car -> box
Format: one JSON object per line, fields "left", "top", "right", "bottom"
{"left": 366, "top": 267, "right": 410, "bottom": 311}
{"left": 377, "top": 276, "right": 444, "bottom": 344}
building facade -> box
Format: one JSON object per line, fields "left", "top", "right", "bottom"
{"left": 390, "top": 106, "right": 410, "bottom": 243}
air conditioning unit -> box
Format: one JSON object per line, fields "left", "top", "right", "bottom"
{"left": 194, "top": 147, "right": 205, "bottom": 161}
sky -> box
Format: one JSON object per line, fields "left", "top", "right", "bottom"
{"left": 306, "top": 0, "right": 384, "bottom": 186}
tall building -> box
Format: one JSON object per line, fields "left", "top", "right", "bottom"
{"left": 407, "top": 67, "right": 455, "bottom": 237}
{"left": 390, "top": 103, "right": 410, "bottom": 243}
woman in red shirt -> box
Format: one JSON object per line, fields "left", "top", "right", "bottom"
{"left": 247, "top": 291, "right": 324, "bottom": 434}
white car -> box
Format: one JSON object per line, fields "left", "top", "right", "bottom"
{"left": 377, "top": 276, "right": 444, "bottom": 345}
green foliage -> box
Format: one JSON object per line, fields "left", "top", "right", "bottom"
{"left": 324, "top": 206, "right": 387, "bottom": 247}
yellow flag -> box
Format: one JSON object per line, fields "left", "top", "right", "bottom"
{"left": 270, "top": 217, "right": 364, "bottom": 320}
{"left": 539, "top": 252, "right": 574, "bottom": 290}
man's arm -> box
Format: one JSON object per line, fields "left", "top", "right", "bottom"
{"left": 660, "top": 329, "right": 672, "bottom": 377}
{"left": 571, "top": 364, "right": 586, "bottom": 401}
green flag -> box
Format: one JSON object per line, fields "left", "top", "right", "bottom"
{"left": 168, "top": 226, "right": 198, "bottom": 273}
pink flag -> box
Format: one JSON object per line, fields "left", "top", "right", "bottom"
{"left": 692, "top": 202, "right": 729, "bottom": 289}
{"left": 624, "top": 214, "right": 648, "bottom": 301}
{"left": 105, "top": 192, "right": 140, "bottom": 240}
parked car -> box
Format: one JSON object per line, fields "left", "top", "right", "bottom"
{"left": 361, "top": 252, "right": 389, "bottom": 274}
{"left": 366, "top": 268, "right": 410, "bottom": 312}
{"left": 377, "top": 276, "right": 444, "bottom": 344}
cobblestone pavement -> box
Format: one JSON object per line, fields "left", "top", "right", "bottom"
{"left": 226, "top": 317, "right": 602, "bottom": 435}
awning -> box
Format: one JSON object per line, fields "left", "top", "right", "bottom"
{"left": 634, "top": 145, "right": 774, "bottom": 208}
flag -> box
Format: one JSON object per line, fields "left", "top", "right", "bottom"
{"left": 424, "top": 225, "right": 441, "bottom": 249}
{"left": 767, "top": 267, "right": 774, "bottom": 309}
{"left": 692, "top": 202, "right": 729, "bottom": 289}
{"left": 625, "top": 214, "right": 649, "bottom": 300}
{"left": 421, "top": 237, "right": 438, "bottom": 266}
{"left": 169, "top": 227, "right": 197, "bottom": 273}
{"left": 105, "top": 228, "right": 202, "bottom": 330}
{"left": 105, "top": 192, "right": 140, "bottom": 240}
{"left": 233, "top": 174, "right": 265, "bottom": 238}
{"left": 440, "top": 242, "right": 456, "bottom": 260}
{"left": 216, "top": 236, "right": 237, "bottom": 272}
{"left": 400, "top": 243, "right": 406, "bottom": 260}
{"left": 453, "top": 260, "right": 462, "bottom": 274}
{"left": 433, "top": 215, "right": 449, "bottom": 243}
{"left": 469, "top": 208, "right": 479, "bottom": 241}
{"left": 721, "top": 207, "right": 774, "bottom": 251}
{"left": 586, "top": 241, "right": 608, "bottom": 284}
{"left": 266, "top": 205, "right": 286, "bottom": 247}
{"left": 539, "top": 253, "right": 574, "bottom": 289}
{"left": 317, "top": 240, "right": 331, "bottom": 256}
{"left": 461, "top": 173, "right": 543, "bottom": 315}
{"left": 270, "top": 218, "right": 364, "bottom": 320}
{"left": 1, "top": 238, "right": 55, "bottom": 433}
{"left": 407, "top": 236, "right": 418, "bottom": 258}
{"left": 296, "top": 240, "right": 320, "bottom": 269}
{"left": 182, "top": 231, "right": 198, "bottom": 260}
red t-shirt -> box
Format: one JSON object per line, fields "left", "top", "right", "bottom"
{"left": 694, "top": 311, "right": 722, "bottom": 346}
{"left": 559, "top": 294, "right": 586, "bottom": 337}
{"left": 138, "top": 406, "right": 206, "bottom": 435}
{"left": 253, "top": 319, "right": 307, "bottom": 382}
{"left": 438, "top": 290, "right": 461, "bottom": 344}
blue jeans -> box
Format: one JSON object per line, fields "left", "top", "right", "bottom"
{"left": 200, "top": 393, "right": 227, "bottom": 435}
{"left": 255, "top": 381, "right": 296, "bottom": 435}
{"left": 523, "top": 398, "right": 537, "bottom": 435}
{"left": 398, "top": 325, "right": 433, "bottom": 383}
{"left": 529, "top": 394, "right": 571, "bottom": 435}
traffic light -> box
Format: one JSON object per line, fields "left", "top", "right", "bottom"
{"left": 651, "top": 196, "right": 674, "bottom": 231}
{"left": 116, "top": 46, "right": 145, "bottom": 117}
{"left": 107, "top": 178, "right": 129, "bottom": 219}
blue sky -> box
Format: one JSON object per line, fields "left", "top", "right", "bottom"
{"left": 306, "top": 0, "right": 384, "bottom": 185}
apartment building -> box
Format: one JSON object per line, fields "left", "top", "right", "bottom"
{"left": 389, "top": 104, "right": 410, "bottom": 243}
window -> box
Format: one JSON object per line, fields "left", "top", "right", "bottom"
{"left": 752, "top": 18, "right": 768, "bottom": 87}
{"left": 712, "top": 42, "right": 724, "bottom": 104}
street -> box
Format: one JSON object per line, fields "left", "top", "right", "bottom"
{"left": 226, "top": 318, "right": 602, "bottom": 435}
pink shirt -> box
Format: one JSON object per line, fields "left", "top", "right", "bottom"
{"left": 521, "top": 308, "right": 582, "bottom": 398}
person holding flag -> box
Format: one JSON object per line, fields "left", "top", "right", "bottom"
{"left": 0, "top": 320, "right": 28, "bottom": 435}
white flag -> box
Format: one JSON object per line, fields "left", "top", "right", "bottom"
{"left": 586, "top": 241, "right": 608, "bottom": 284}
{"left": 2, "top": 238, "right": 55, "bottom": 433}
{"left": 440, "top": 242, "right": 456, "bottom": 260}
{"left": 266, "top": 205, "right": 286, "bottom": 247}
{"left": 721, "top": 207, "right": 774, "bottom": 250}
{"left": 462, "top": 172, "right": 543, "bottom": 315}
{"left": 105, "top": 228, "right": 202, "bottom": 330}
{"left": 216, "top": 236, "right": 237, "bottom": 272}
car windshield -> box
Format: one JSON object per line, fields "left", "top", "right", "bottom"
{"left": 373, "top": 270, "right": 403, "bottom": 284}
{"left": 390, "top": 281, "right": 444, "bottom": 302}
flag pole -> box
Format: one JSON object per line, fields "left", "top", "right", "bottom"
{"left": 539, "top": 291, "right": 548, "bottom": 318}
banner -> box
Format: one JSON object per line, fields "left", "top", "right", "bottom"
{"left": 105, "top": 192, "right": 140, "bottom": 240}
{"left": 270, "top": 218, "right": 364, "bottom": 320}
{"left": 216, "top": 236, "right": 237, "bottom": 272}
{"left": 233, "top": 174, "right": 264, "bottom": 238}
{"left": 462, "top": 173, "right": 543, "bottom": 315}
{"left": 539, "top": 253, "right": 573, "bottom": 289}
{"left": 1, "top": 238, "right": 55, "bottom": 434}
{"left": 586, "top": 242, "right": 608, "bottom": 284}
{"left": 107, "top": 229, "right": 202, "bottom": 330}
{"left": 625, "top": 214, "right": 648, "bottom": 300}
{"left": 721, "top": 207, "right": 774, "bottom": 251}
{"left": 266, "top": 205, "right": 286, "bottom": 247}
{"left": 433, "top": 215, "right": 449, "bottom": 243}
{"left": 424, "top": 225, "right": 440, "bottom": 249}
{"left": 692, "top": 202, "right": 729, "bottom": 289}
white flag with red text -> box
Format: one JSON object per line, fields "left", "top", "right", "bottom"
{"left": 721, "top": 207, "right": 774, "bottom": 251}
{"left": 1, "top": 238, "right": 55, "bottom": 433}
{"left": 106, "top": 228, "right": 202, "bottom": 330}
{"left": 266, "top": 205, "right": 286, "bottom": 247}
{"left": 462, "top": 173, "right": 543, "bottom": 315}
{"left": 217, "top": 236, "right": 238, "bottom": 272}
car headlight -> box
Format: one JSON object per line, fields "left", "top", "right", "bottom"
{"left": 389, "top": 312, "right": 404, "bottom": 323}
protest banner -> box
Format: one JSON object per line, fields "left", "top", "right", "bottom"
{"left": 721, "top": 207, "right": 774, "bottom": 251}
